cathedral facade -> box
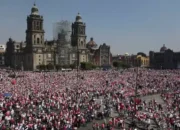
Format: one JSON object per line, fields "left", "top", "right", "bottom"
{"left": 5, "top": 4, "right": 112, "bottom": 70}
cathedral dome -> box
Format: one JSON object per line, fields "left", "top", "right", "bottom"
{"left": 160, "top": 44, "right": 167, "bottom": 52}
{"left": 87, "top": 38, "right": 97, "bottom": 48}
{"left": 75, "top": 13, "right": 82, "bottom": 22}
{"left": 31, "top": 3, "right": 39, "bottom": 15}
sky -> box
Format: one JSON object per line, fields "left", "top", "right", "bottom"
{"left": 1, "top": 0, "right": 180, "bottom": 55}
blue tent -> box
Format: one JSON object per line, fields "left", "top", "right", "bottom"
{"left": 3, "top": 93, "right": 12, "bottom": 97}
{"left": 102, "top": 65, "right": 111, "bottom": 70}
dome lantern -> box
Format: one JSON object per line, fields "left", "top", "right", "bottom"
{"left": 75, "top": 13, "right": 82, "bottom": 23}
{"left": 87, "top": 37, "right": 97, "bottom": 48}
{"left": 31, "top": 3, "right": 39, "bottom": 15}
{"left": 160, "top": 44, "right": 167, "bottom": 52}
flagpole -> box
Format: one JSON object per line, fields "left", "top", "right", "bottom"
{"left": 135, "top": 67, "right": 138, "bottom": 115}
{"left": 131, "top": 67, "right": 138, "bottom": 128}
{"left": 77, "top": 44, "right": 79, "bottom": 87}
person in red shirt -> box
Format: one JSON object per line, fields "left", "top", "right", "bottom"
{"left": 101, "top": 123, "right": 105, "bottom": 130}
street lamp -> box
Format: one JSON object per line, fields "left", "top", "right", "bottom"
{"left": 14, "top": 50, "right": 16, "bottom": 70}
{"left": 130, "top": 67, "right": 139, "bottom": 129}
{"left": 21, "top": 61, "right": 24, "bottom": 71}
{"left": 43, "top": 48, "right": 45, "bottom": 90}
{"left": 77, "top": 49, "right": 80, "bottom": 84}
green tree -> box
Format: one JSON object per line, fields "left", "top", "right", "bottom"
{"left": 81, "top": 62, "right": 95, "bottom": 70}
{"left": 62, "top": 65, "right": 70, "bottom": 69}
{"left": 56, "top": 65, "right": 62, "bottom": 71}
{"left": 113, "top": 61, "right": 120, "bottom": 68}
{"left": 80, "top": 62, "right": 86, "bottom": 70}
{"left": 46, "top": 64, "right": 54, "bottom": 70}
{"left": 113, "top": 61, "right": 130, "bottom": 69}
{"left": 37, "top": 65, "right": 46, "bottom": 71}
{"left": 70, "top": 64, "right": 76, "bottom": 69}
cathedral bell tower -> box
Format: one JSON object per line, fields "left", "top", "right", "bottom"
{"left": 25, "top": 3, "right": 45, "bottom": 70}
{"left": 71, "top": 13, "right": 89, "bottom": 64}
{"left": 26, "top": 3, "right": 45, "bottom": 51}
{"left": 71, "top": 13, "right": 86, "bottom": 49}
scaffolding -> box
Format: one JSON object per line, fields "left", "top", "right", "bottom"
{"left": 53, "top": 20, "right": 72, "bottom": 41}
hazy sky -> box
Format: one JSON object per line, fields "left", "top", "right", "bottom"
{"left": 1, "top": 0, "right": 180, "bottom": 55}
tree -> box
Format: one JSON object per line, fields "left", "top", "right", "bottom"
{"left": 56, "top": 65, "right": 62, "bottom": 71}
{"left": 70, "top": 64, "right": 76, "bottom": 69}
{"left": 113, "top": 61, "right": 130, "bottom": 69}
{"left": 80, "top": 62, "right": 96, "bottom": 70}
{"left": 62, "top": 65, "right": 70, "bottom": 69}
{"left": 80, "top": 62, "right": 86, "bottom": 70}
{"left": 36, "top": 65, "right": 46, "bottom": 71}
{"left": 113, "top": 61, "right": 120, "bottom": 68}
{"left": 46, "top": 64, "right": 54, "bottom": 70}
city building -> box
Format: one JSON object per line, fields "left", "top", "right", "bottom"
{"left": 136, "top": 52, "right": 149, "bottom": 67}
{"left": 5, "top": 3, "right": 112, "bottom": 70}
{"left": 112, "top": 52, "right": 149, "bottom": 67}
{"left": 0, "top": 45, "right": 6, "bottom": 66}
{"left": 5, "top": 3, "right": 51, "bottom": 70}
{"left": 93, "top": 43, "right": 112, "bottom": 66}
{"left": 71, "top": 13, "right": 89, "bottom": 66}
{"left": 149, "top": 44, "right": 180, "bottom": 69}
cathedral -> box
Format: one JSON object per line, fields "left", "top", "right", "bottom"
{"left": 5, "top": 3, "right": 112, "bottom": 70}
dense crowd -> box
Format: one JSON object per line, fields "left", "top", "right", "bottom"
{"left": 0, "top": 68, "right": 180, "bottom": 130}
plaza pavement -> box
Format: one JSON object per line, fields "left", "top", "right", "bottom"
{"left": 78, "top": 94, "right": 165, "bottom": 130}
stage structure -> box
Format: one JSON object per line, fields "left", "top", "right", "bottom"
{"left": 53, "top": 20, "right": 72, "bottom": 66}
{"left": 53, "top": 20, "right": 72, "bottom": 41}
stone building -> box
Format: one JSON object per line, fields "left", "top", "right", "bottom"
{"left": 112, "top": 52, "right": 149, "bottom": 67}
{"left": 149, "top": 44, "right": 180, "bottom": 69}
{"left": 136, "top": 52, "right": 149, "bottom": 67}
{"left": 93, "top": 43, "right": 111, "bottom": 66}
{"left": 5, "top": 3, "right": 53, "bottom": 70}
{"left": 0, "top": 45, "right": 6, "bottom": 66}
{"left": 71, "top": 13, "right": 89, "bottom": 66}
{"left": 86, "top": 38, "right": 98, "bottom": 64}
{"left": 5, "top": 4, "right": 112, "bottom": 70}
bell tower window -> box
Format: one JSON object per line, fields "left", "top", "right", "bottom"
{"left": 81, "top": 41, "right": 83, "bottom": 47}
{"left": 36, "top": 22, "right": 40, "bottom": 30}
{"left": 37, "top": 38, "right": 40, "bottom": 44}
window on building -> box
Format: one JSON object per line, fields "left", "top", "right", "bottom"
{"left": 37, "top": 22, "right": 40, "bottom": 30}
{"left": 72, "top": 54, "right": 75, "bottom": 58}
{"left": 37, "top": 38, "right": 40, "bottom": 44}
{"left": 81, "top": 41, "right": 83, "bottom": 46}
{"left": 28, "top": 56, "right": 30, "bottom": 61}
{"left": 47, "top": 54, "right": 51, "bottom": 58}
{"left": 40, "top": 22, "right": 42, "bottom": 30}
{"left": 61, "top": 50, "right": 65, "bottom": 54}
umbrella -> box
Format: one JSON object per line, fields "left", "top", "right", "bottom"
{"left": 3, "top": 93, "right": 12, "bottom": 97}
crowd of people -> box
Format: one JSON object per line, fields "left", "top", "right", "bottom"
{"left": 0, "top": 68, "right": 179, "bottom": 130}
